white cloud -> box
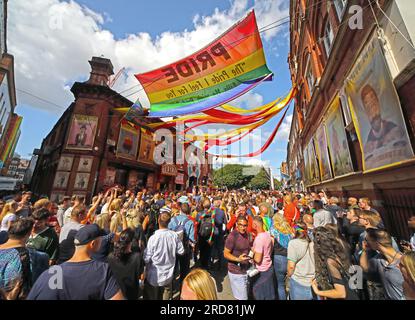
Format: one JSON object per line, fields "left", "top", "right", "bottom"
{"left": 253, "top": 0, "right": 290, "bottom": 41}
{"left": 245, "top": 158, "right": 270, "bottom": 167}
{"left": 230, "top": 91, "right": 264, "bottom": 109}
{"left": 9, "top": 0, "right": 288, "bottom": 114}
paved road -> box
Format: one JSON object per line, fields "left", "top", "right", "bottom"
{"left": 172, "top": 260, "right": 235, "bottom": 300}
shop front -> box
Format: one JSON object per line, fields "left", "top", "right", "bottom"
{"left": 159, "top": 164, "right": 178, "bottom": 192}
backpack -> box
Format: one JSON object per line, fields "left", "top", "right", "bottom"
{"left": 199, "top": 215, "right": 213, "bottom": 239}
{"left": 198, "top": 209, "right": 217, "bottom": 240}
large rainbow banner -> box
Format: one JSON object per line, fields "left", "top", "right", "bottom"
{"left": 135, "top": 10, "right": 272, "bottom": 117}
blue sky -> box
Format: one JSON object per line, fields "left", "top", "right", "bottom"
{"left": 11, "top": 0, "right": 292, "bottom": 178}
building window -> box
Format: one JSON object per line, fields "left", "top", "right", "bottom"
{"left": 334, "top": 0, "right": 348, "bottom": 21}
{"left": 323, "top": 19, "right": 335, "bottom": 57}
{"left": 305, "top": 55, "right": 315, "bottom": 97}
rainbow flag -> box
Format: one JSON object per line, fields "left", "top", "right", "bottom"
{"left": 135, "top": 10, "right": 272, "bottom": 117}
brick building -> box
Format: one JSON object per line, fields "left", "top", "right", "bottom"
{"left": 287, "top": 0, "right": 415, "bottom": 240}
{"left": 31, "top": 57, "right": 212, "bottom": 202}
{"left": 0, "top": 0, "right": 22, "bottom": 173}
{"left": 6, "top": 154, "right": 30, "bottom": 181}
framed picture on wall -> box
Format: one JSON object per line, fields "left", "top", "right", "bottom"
{"left": 104, "top": 167, "right": 116, "bottom": 186}
{"left": 53, "top": 171, "right": 70, "bottom": 189}
{"left": 57, "top": 155, "right": 74, "bottom": 171}
{"left": 74, "top": 172, "right": 90, "bottom": 190}
{"left": 116, "top": 124, "right": 140, "bottom": 160}
{"left": 138, "top": 129, "right": 155, "bottom": 164}
{"left": 66, "top": 114, "right": 98, "bottom": 151}
{"left": 77, "top": 156, "right": 93, "bottom": 172}
{"left": 344, "top": 36, "right": 414, "bottom": 172}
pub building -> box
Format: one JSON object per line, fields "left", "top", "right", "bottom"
{"left": 30, "top": 56, "right": 212, "bottom": 202}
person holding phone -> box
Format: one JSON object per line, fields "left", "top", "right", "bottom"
{"left": 224, "top": 215, "right": 252, "bottom": 300}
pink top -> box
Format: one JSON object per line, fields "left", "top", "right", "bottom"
{"left": 252, "top": 231, "right": 273, "bottom": 272}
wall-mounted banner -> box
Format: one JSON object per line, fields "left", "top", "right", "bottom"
{"left": 314, "top": 125, "right": 332, "bottom": 182}
{"left": 138, "top": 128, "right": 155, "bottom": 164}
{"left": 307, "top": 139, "right": 320, "bottom": 185}
{"left": 345, "top": 35, "right": 414, "bottom": 172}
{"left": 77, "top": 156, "right": 94, "bottom": 173}
{"left": 53, "top": 171, "right": 70, "bottom": 189}
{"left": 66, "top": 114, "right": 98, "bottom": 151}
{"left": 303, "top": 145, "right": 311, "bottom": 186}
{"left": 57, "top": 155, "right": 74, "bottom": 172}
{"left": 127, "top": 170, "right": 139, "bottom": 189}
{"left": 116, "top": 123, "right": 140, "bottom": 160}
{"left": 104, "top": 167, "right": 116, "bottom": 187}
{"left": 74, "top": 172, "right": 90, "bottom": 190}
{"left": 135, "top": 10, "right": 272, "bottom": 117}
{"left": 325, "top": 98, "right": 354, "bottom": 177}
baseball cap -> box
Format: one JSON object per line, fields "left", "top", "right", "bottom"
{"left": 74, "top": 224, "right": 106, "bottom": 246}
{"left": 178, "top": 196, "right": 189, "bottom": 204}
{"left": 160, "top": 206, "right": 172, "bottom": 214}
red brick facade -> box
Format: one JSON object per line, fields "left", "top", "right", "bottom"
{"left": 287, "top": 0, "right": 415, "bottom": 240}
{"left": 31, "top": 57, "right": 212, "bottom": 202}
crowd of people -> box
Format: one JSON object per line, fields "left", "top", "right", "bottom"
{"left": 0, "top": 187, "right": 414, "bottom": 300}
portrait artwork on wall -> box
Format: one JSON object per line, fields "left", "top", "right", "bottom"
{"left": 138, "top": 128, "right": 155, "bottom": 164}
{"left": 344, "top": 35, "right": 414, "bottom": 171}
{"left": 53, "top": 171, "right": 70, "bottom": 189}
{"left": 66, "top": 114, "right": 98, "bottom": 151}
{"left": 77, "top": 156, "right": 93, "bottom": 173}
{"left": 314, "top": 125, "right": 333, "bottom": 182}
{"left": 104, "top": 167, "right": 116, "bottom": 187}
{"left": 325, "top": 97, "right": 354, "bottom": 177}
{"left": 116, "top": 123, "right": 140, "bottom": 160}
{"left": 57, "top": 155, "right": 74, "bottom": 171}
{"left": 74, "top": 172, "right": 90, "bottom": 190}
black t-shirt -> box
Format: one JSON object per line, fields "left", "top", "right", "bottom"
{"left": 132, "top": 225, "right": 146, "bottom": 253}
{"left": 327, "top": 258, "right": 360, "bottom": 300}
{"left": 107, "top": 253, "right": 143, "bottom": 300}
{"left": 27, "top": 260, "right": 120, "bottom": 300}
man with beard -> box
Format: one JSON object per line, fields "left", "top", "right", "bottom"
{"left": 360, "top": 85, "right": 405, "bottom": 158}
